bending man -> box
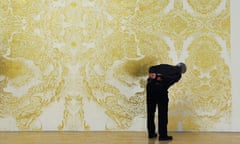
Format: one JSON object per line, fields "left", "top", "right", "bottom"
{"left": 146, "top": 63, "right": 186, "bottom": 141}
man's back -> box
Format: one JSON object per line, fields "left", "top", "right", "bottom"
{"left": 148, "top": 64, "right": 182, "bottom": 88}
{"left": 149, "top": 64, "right": 180, "bottom": 76}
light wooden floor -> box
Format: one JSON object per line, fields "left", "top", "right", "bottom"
{"left": 0, "top": 131, "right": 240, "bottom": 144}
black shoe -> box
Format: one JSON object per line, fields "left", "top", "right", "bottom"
{"left": 148, "top": 133, "right": 157, "bottom": 139}
{"left": 159, "top": 135, "right": 173, "bottom": 141}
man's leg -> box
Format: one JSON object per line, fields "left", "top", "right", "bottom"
{"left": 158, "top": 100, "right": 172, "bottom": 140}
{"left": 147, "top": 102, "right": 157, "bottom": 138}
{"left": 146, "top": 83, "right": 157, "bottom": 138}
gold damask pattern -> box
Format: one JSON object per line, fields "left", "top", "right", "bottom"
{"left": 0, "top": 0, "right": 230, "bottom": 131}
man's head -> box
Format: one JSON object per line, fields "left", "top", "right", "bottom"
{"left": 176, "top": 62, "right": 187, "bottom": 74}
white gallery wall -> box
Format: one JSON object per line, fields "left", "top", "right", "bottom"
{"left": 231, "top": 0, "right": 240, "bottom": 131}
{"left": 0, "top": 0, "right": 240, "bottom": 131}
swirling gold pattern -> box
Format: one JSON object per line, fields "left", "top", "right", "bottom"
{"left": 0, "top": 0, "right": 230, "bottom": 131}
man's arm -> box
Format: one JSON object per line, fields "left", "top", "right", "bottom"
{"left": 161, "top": 73, "right": 181, "bottom": 86}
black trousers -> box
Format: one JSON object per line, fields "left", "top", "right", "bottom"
{"left": 147, "top": 83, "right": 169, "bottom": 136}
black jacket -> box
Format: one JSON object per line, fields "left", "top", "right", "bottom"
{"left": 148, "top": 64, "right": 182, "bottom": 89}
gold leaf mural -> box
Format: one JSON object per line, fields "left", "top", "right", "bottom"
{"left": 0, "top": 0, "right": 230, "bottom": 131}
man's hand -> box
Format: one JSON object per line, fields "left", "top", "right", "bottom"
{"left": 156, "top": 76, "right": 162, "bottom": 81}
{"left": 149, "top": 73, "right": 156, "bottom": 79}
{"left": 149, "top": 73, "right": 162, "bottom": 81}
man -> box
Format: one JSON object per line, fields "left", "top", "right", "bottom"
{"left": 146, "top": 62, "right": 186, "bottom": 141}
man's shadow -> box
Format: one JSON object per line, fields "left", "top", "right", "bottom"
{"left": 148, "top": 139, "right": 171, "bottom": 144}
